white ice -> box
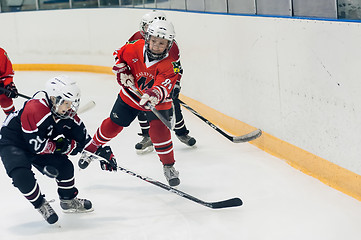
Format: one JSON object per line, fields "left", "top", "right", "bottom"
{"left": 1, "top": 71, "right": 361, "bottom": 240}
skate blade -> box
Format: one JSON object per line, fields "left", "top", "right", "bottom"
{"left": 62, "top": 207, "right": 94, "bottom": 213}
{"left": 136, "top": 146, "right": 154, "bottom": 155}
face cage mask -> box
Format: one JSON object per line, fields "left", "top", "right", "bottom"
{"left": 51, "top": 96, "right": 80, "bottom": 119}
{"left": 145, "top": 38, "right": 173, "bottom": 61}
{"left": 140, "top": 22, "right": 147, "bottom": 37}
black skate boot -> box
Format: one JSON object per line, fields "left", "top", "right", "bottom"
{"left": 163, "top": 164, "right": 180, "bottom": 187}
{"left": 60, "top": 197, "right": 93, "bottom": 213}
{"left": 135, "top": 134, "right": 154, "bottom": 154}
{"left": 176, "top": 134, "right": 196, "bottom": 147}
{"left": 37, "top": 199, "right": 58, "bottom": 224}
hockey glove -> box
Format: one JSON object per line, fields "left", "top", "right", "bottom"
{"left": 55, "top": 137, "right": 77, "bottom": 155}
{"left": 112, "top": 62, "right": 134, "bottom": 88}
{"left": 95, "top": 145, "right": 117, "bottom": 172}
{"left": 139, "top": 87, "right": 163, "bottom": 110}
{"left": 4, "top": 82, "right": 18, "bottom": 98}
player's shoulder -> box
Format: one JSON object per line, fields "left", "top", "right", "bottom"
{"left": 172, "top": 41, "right": 180, "bottom": 52}
{"left": 0, "top": 48, "right": 7, "bottom": 58}
{"left": 128, "top": 31, "right": 144, "bottom": 42}
{"left": 156, "top": 56, "right": 181, "bottom": 75}
{"left": 124, "top": 39, "right": 145, "bottom": 54}
{"left": 164, "top": 52, "right": 180, "bottom": 64}
{"left": 22, "top": 99, "right": 52, "bottom": 122}
{"left": 127, "top": 38, "right": 145, "bottom": 46}
{"left": 167, "top": 40, "right": 179, "bottom": 60}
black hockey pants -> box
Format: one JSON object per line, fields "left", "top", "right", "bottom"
{"left": 0, "top": 145, "right": 78, "bottom": 208}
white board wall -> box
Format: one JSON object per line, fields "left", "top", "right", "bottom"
{"left": 1, "top": 9, "right": 360, "bottom": 175}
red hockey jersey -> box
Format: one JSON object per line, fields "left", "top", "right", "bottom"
{"left": 113, "top": 39, "right": 182, "bottom": 111}
{"left": 0, "top": 48, "right": 14, "bottom": 86}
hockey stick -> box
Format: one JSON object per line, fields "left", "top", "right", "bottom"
{"left": 0, "top": 87, "right": 96, "bottom": 114}
{"left": 78, "top": 100, "right": 96, "bottom": 114}
{"left": 0, "top": 87, "right": 31, "bottom": 99}
{"left": 118, "top": 165, "right": 242, "bottom": 209}
{"left": 129, "top": 85, "right": 173, "bottom": 130}
{"left": 78, "top": 151, "right": 243, "bottom": 209}
{"left": 178, "top": 99, "right": 262, "bottom": 143}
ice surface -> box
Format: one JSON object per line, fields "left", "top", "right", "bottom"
{"left": 1, "top": 71, "right": 361, "bottom": 240}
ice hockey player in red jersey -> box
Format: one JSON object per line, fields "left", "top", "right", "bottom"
{"left": 128, "top": 11, "right": 196, "bottom": 154}
{"left": 81, "top": 20, "right": 181, "bottom": 186}
{"left": 0, "top": 47, "right": 18, "bottom": 115}
{"left": 0, "top": 75, "right": 116, "bottom": 224}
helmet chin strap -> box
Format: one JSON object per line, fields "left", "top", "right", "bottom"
{"left": 43, "top": 91, "right": 55, "bottom": 113}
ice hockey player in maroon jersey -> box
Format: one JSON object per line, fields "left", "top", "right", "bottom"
{"left": 0, "top": 47, "right": 18, "bottom": 115}
{"left": 0, "top": 75, "right": 117, "bottom": 224}
{"left": 129, "top": 11, "right": 196, "bottom": 154}
{"left": 80, "top": 20, "right": 181, "bottom": 186}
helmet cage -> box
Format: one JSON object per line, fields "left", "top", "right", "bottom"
{"left": 50, "top": 95, "right": 80, "bottom": 119}
{"left": 145, "top": 37, "right": 173, "bottom": 60}
{"left": 45, "top": 75, "right": 81, "bottom": 119}
{"left": 139, "top": 11, "right": 167, "bottom": 36}
{"left": 145, "top": 20, "right": 175, "bottom": 60}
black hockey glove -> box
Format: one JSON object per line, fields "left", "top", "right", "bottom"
{"left": 4, "top": 82, "right": 18, "bottom": 98}
{"left": 95, "top": 146, "right": 117, "bottom": 172}
{"left": 171, "top": 81, "right": 181, "bottom": 99}
{"left": 55, "top": 137, "right": 77, "bottom": 155}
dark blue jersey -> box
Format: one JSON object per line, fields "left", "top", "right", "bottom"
{"left": 0, "top": 98, "right": 92, "bottom": 155}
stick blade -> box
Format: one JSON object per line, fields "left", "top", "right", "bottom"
{"left": 210, "top": 197, "right": 243, "bottom": 209}
{"left": 233, "top": 129, "right": 262, "bottom": 143}
{"left": 78, "top": 100, "right": 96, "bottom": 114}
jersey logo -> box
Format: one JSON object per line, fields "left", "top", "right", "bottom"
{"left": 172, "top": 60, "right": 183, "bottom": 74}
{"left": 132, "top": 58, "right": 139, "bottom": 63}
{"left": 137, "top": 76, "right": 154, "bottom": 91}
{"left": 112, "top": 112, "right": 119, "bottom": 119}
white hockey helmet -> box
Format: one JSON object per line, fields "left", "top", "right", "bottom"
{"left": 145, "top": 20, "right": 175, "bottom": 60}
{"left": 45, "top": 75, "right": 81, "bottom": 119}
{"left": 139, "top": 10, "right": 167, "bottom": 36}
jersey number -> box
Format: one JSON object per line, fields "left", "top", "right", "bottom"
{"left": 29, "top": 136, "right": 46, "bottom": 151}
{"left": 162, "top": 79, "right": 173, "bottom": 90}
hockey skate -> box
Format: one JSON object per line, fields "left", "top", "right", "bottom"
{"left": 60, "top": 197, "right": 93, "bottom": 213}
{"left": 176, "top": 134, "right": 196, "bottom": 147}
{"left": 135, "top": 135, "right": 154, "bottom": 154}
{"left": 37, "top": 199, "right": 58, "bottom": 224}
{"left": 163, "top": 164, "right": 180, "bottom": 187}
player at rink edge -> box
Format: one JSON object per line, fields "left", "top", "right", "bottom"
{"left": 129, "top": 10, "right": 196, "bottom": 154}
{"left": 80, "top": 19, "right": 181, "bottom": 187}
{"left": 0, "top": 76, "right": 116, "bottom": 224}
{"left": 0, "top": 47, "right": 19, "bottom": 115}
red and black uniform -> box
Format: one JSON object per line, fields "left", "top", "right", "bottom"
{"left": 116, "top": 39, "right": 178, "bottom": 111}
{"left": 0, "top": 48, "right": 16, "bottom": 115}
{"left": 0, "top": 98, "right": 92, "bottom": 208}
{"left": 128, "top": 32, "right": 189, "bottom": 137}
{"left": 88, "top": 39, "right": 182, "bottom": 165}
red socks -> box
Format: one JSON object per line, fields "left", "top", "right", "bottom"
{"left": 149, "top": 119, "right": 175, "bottom": 165}
{"left": 86, "top": 117, "right": 123, "bottom": 153}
